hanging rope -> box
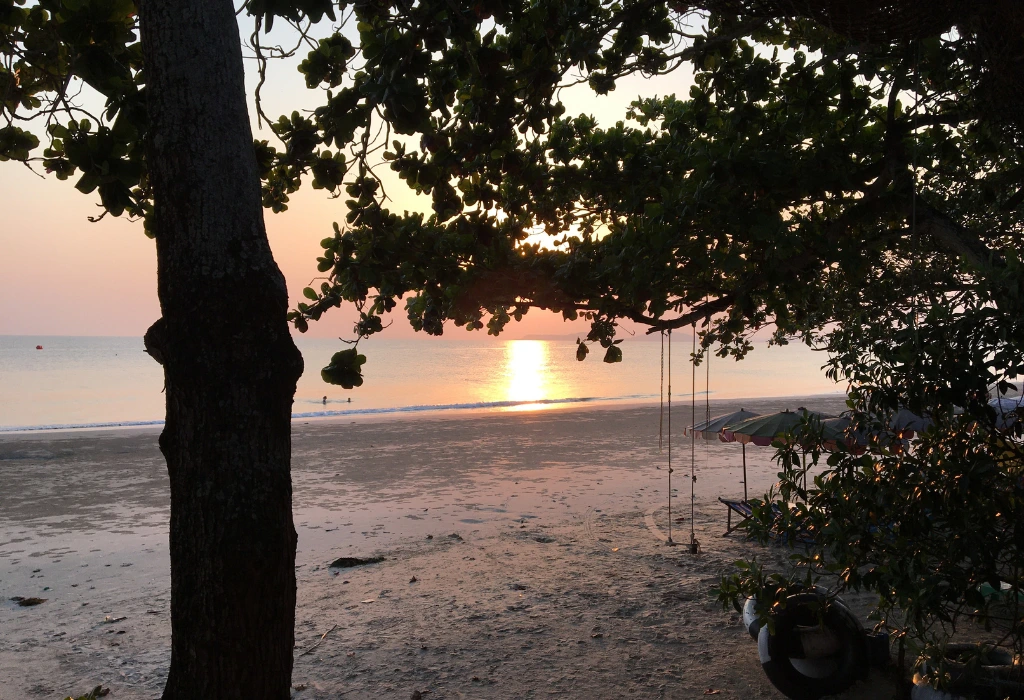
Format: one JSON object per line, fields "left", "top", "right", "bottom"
{"left": 659, "top": 330, "right": 665, "bottom": 452}
{"left": 704, "top": 341, "right": 711, "bottom": 428}
{"left": 704, "top": 334, "right": 711, "bottom": 514}
{"left": 690, "top": 324, "right": 698, "bottom": 553}
{"left": 667, "top": 329, "right": 674, "bottom": 545}
{"left": 911, "top": 43, "right": 921, "bottom": 348}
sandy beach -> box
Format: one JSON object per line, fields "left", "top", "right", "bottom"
{"left": 0, "top": 396, "right": 899, "bottom": 699}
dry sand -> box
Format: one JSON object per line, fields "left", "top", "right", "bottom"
{"left": 0, "top": 397, "right": 900, "bottom": 699}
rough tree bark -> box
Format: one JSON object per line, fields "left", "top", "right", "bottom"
{"left": 137, "top": 1, "right": 304, "bottom": 697}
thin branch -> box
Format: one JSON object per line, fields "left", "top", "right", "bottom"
{"left": 298, "top": 624, "right": 338, "bottom": 656}
{"left": 1000, "top": 186, "right": 1024, "bottom": 213}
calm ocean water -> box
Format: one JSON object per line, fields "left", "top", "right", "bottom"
{"left": 0, "top": 335, "right": 841, "bottom": 431}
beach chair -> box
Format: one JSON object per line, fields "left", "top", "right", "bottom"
{"left": 719, "top": 497, "right": 814, "bottom": 544}
{"left": 719, "top": 497, "right": 755, "bottom": 535}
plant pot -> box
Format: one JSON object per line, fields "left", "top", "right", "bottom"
{"left": 911, "top": 643, "right": 1023, "bottom": 700}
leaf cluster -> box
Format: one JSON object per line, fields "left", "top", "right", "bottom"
{"left": 281, "top": 5, "right": 1021, "bottom": 372}
{"left": 2, "top": 0, "right": 149, "bottom": 223}
{"left": 719, "top": 288, "right": 1024, "bottom": 681}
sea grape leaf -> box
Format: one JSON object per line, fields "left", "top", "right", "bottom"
{"left": 321, "top": 348, "right": 366, "bottom": 388}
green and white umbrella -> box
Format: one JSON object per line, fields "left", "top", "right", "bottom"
{"left": 727, "top": 408, "right": 834, "bottom": 447}
{"left": 821, "top": 415, "right": 868, "bottom": 454}
{"left": 890, "top": 408, "right": 932, "bottom": 437}
{"left": 728, "top": 408, "right": 835, "bottom": 496}
{"left": 689, "top": 409, "right": 761, "bottom": 441}
{"left": 689, "top": 409, "right": 760, "bottom": 499}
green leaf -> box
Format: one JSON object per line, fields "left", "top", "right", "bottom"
{"left": 63, "top": 686, "right": 108, "bottom": 700}
{"left": 75, "top": 172, "right": 101, "bottom": 194}
{"left": 321, "top": 348, "right": 366, "bottom": 389}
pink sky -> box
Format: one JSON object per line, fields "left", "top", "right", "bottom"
{"left": 0, "top": 44, "right": 689, "bottom": 340}
{"left": 0, "top": 153, "right": 604, "bottom": 339}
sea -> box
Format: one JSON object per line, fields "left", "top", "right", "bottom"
{"left": 0, "top": 335, "right": 842, "bottom": 432}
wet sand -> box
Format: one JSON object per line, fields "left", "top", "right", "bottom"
{"left": 0, "top": 397, "right": 898, "bottom": 698}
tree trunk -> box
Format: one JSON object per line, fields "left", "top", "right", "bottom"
{"left": 137, "top": 1, "right": 303, "bottom": 697}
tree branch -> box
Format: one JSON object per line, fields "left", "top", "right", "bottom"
{"left": 1000, "top": 186, "right": 1024, "bottom": 212}
{"left": 625, "top": 294, "right": 736, "bottom": 333}
{"left": 915, "top": 201, "right": 1007, "bottom": 278}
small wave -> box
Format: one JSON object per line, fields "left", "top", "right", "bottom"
{"left": 0, "top": 393, "right": 671, "bottom": 433}
{"left": 292, "top": 393, "right": 661, "bottom": 419}
{"left": 0, "top": 419, "right": 166, "bottom": 433}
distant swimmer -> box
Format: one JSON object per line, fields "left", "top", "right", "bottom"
{"left": 322, "top": 396, "right": 327, "bottom": 405}
{"left": 347, "top": 398, "right": 352, "bottom": 403}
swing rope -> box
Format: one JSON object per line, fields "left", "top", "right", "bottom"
{"left": 705, "top": 339, "right": 711, "bottom": 430}
{"left": 659, "top": 331, "right": 665, "bottom": 452}
{"left": 690, "top": 324, "right": 697, "bottom": 552}
{"left": 703, "top": 331, "right": 711, "bottom": 535}
{"left": 667, "top": 329, "right": 674, "bottom": 545}
{"left": 911, "top": 44, "right": 921, "bottom": 349}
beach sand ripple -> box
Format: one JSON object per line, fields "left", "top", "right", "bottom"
{"left": 0, "top": 399, "right": 895, "bottom": 698}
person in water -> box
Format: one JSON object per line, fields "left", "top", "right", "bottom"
{"left": 322, "top": 396, "right": 327, "bottom": 405}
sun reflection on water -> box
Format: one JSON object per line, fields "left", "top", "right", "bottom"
{"left": 504, "top": 340, "right": 551, "bottom": 410}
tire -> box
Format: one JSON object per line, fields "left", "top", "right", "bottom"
{"left": 744, "top": 586, "right": 829, "bottom": 643}
{"left": 757, "top": 592, "right": 867, "bottom": 700}
{"left": 864, "top": 630, "right": 890, "bottom": 668}
{"left": 742, "top": 596, "right": 761, "bottom": 640}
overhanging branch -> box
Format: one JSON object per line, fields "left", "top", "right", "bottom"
{"left": 625, "top": 295, "right": 736, "bottom": 333}
{"left": 915, "top": 201, "right": 1007, "bottom": 278}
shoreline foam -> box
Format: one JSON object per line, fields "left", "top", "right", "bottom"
{"left": 0, "top": 390, "right": 845, "bottom": 435}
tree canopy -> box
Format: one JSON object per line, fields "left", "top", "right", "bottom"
{"left": 4, "top": 0, "right": 1023, "bottom": 687}
{"left": 269, "top": 0, "right": 1024, "bottom": 678}
{"left": 276, "top": 1, "right": 1021, "bottom": 360}
{"left": 5, "top": 1, "right": 1020, "bottom": 355}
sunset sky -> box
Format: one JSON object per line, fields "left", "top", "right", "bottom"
{"left": 0, "top": 26, "right": 692, "bottom": 340}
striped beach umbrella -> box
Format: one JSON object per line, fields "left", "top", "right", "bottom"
{"left": 890, "top": 408, "right": 932, "bottom": 437}
{"left": 689, "top": 408, "right": 761, "bottom": 500}
{"left": 821, "top": 415, "right": 867, "bottom": 454}
{"left": 728, "top": 408, "right": 835, "bottom": 496}
{"left": 689, "top": 409, "right": 761, "bottom": 441}
{"left": 727, "top": 408, "right": 834, "bottom": 447}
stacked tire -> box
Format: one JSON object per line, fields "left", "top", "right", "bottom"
{"left": 740, "top": 589, "right": 887, "bottom": 700}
